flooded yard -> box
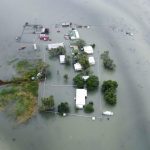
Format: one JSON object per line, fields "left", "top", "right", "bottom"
{"left": 0, "top": 0, "right": 150, "bottom": 150}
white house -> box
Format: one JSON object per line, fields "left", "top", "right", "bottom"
{"left": 47, "top": 42, "right": 64, "bottom": 50}
{"left": 59, "top": 55, "right": 65, "bottom": 64}
{"left": 83, "top": 46, "right": 93, "bottom": 54}
{"left": 88, "top": 56, "right": 95, "bottom": 65}
{"left": 75, "top": 89, "right": 87, "bottom": 109}
{"left": 74, "top": 63, "right": 82, "bottom": 71}
{"left": 70, "top": 30, "right": 80, "bottom": 40}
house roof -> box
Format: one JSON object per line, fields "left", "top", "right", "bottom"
{"left": 82, "top": 76, "right": 89, "bottom": 81}
{"left": 74, "top": 63, "right": 82, "bottom": 71}
{"left": 88, "top": 56, "right": 95, "bottom": 65}
{"left": 59, "top": 55, "right": 65, "bottom": 63}
{"left": 48, "top": 42, "right": 64, "bottom": 50}
{"left": 75, "top": 89, "right": 87, "bottom": 109}
{"left": 70, "top": 30, "right": 80, "bottom": 40}
{"left": 83, "top": 46, "right": 93, "bottom": 54}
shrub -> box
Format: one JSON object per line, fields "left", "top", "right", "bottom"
{"left": 91, "top": 44, "right": 96, "bottom": 49}
{"left": 49, "top": 46, "right": 66, "bottom": 57}
{"left": 73, "top": 74, "right": 85, "bottom": 88}
{"left": 78, "top": 53, "right": 90, "bottom": 70}
{"left": 64, "top": 74, "right": 68, "bottom": 81}
{"left": 40, "top": 96, "right": 55, "bottom": 111}
{"left": 101, "top": 80, "right": 118, "bottom": 105}
{"left": 58, "top": 102, "right": 70, "bottom": 115}
{"left": 101, "top": 51, "right": 116, "bottom": 70}
{"left": 65, "top": 55, "right": 71, "bottom": 66}
{"left": 84, "top": 102, "right": 94, "bottom": 113}
{"left": 86, "top": 75, "right": 99, "bottom": 91}
{"left": 74, "top": 39, "right": 86, "bottom": 49}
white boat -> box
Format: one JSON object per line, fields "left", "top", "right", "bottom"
{"left": 102, "top": 111, "right": 114, "bottom": 116}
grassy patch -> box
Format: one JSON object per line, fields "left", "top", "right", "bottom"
{"left": 0, "top": 59, "right": 48, "bottom": 123}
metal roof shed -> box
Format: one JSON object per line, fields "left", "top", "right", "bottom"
{"left": 48, "top": 43, "right": 64, "bottom": 50}
{"left": 88, "top": 56, "right": 95, "bottom": 65}
{"left": 75, "top": 89, "right": 87, "bottom": 109}
{"left": 83, "top": 46, "right": 93, "bottom": 54}
{"left": 74, "top": 63, "right": 82, "bottom": 71}
{"left": 59, "top": 55, "right": 65, "bottom": 64}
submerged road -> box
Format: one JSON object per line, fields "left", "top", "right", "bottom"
{"left": 0, "top": 0, "right": 150, "bottom": 150}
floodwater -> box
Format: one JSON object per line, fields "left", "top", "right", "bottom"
{"left": 0, "top": 0, "right": 150, "bottom": 149}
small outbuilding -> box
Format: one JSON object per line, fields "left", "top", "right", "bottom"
{"left": 88, "top": 56, "right": 95, "bottom": 65}
{"left": 59, "top": 55, "right": 66, "bottom": 64}
{"left": 47, "top": 43, "right": 64, "bottom": 50}
{"left": 83, "top": 46, "right": 93, "bottom": 54}
{"left": 74, "top": 63, "right": 82, "bottom": 71}
{"left": 75, "top": 89, "right": 87, "bottom": 109}
{"left": 70, "top": 30, "right": 80, "bottom": 40}
{"left": 82, "top": 76, "right": 89, "bottom": 81}
{"left": 33, "top": 44, "right": 37, "bottom": 50}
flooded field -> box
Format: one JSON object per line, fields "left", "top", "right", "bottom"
{"left": 0, "top": 0, "right": 150, "bottom": 149}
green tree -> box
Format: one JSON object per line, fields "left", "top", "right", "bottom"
{"left": 86, "top": 75, "right": 99, "bottom": 91}
{"left": 74, "top": 39, "right": 86, "bottom": 49}
{"left": 84, "top": 102, "right": 94, "bottom": 113}
{"left": 40, "top": 96, "right": 55, "bottom": 111}
{"left": 101, "top": 51, "right": 116, "bottom": 70}
{"left": 104, "top": 90, "right": 117, "bottom": 105}
{"left": 64, "top": 74, "right": 68, "bottom": 81}
{"left": 101, "top": 80, "right": 118, "bottom": 105}
{"left": 49, "top": 46, "right": 66, "bottom": 57}
{"left": 78, "top": 53, "right": 90, "bottom": 70}
{"left": 58, "top": 102, "right": 70, "bottom": 115}
{"left": 65, "top": 55, "right": 71, "bottom": 66}
{"left": 102, "top": 80, "right": 118, "bottom": 93}
{"left": 73, "top": 74, "right": 85, "bottom": 88}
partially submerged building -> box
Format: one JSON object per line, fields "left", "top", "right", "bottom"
{"left": 88, "top": 56, "right": 95, "bottom": 65}
{"left": 83, "top": 46, "right": 93, "bottom": 54}
{"left": 75, "top": 89, "right": 87, "bottom": 109}
{"left": 69, "top": 29, "right": 80, "bottom": 40}
{"left": 47, "top": 42, "right": 64, "bottom": 50}
{"left": 59, "top": 55, "right": 65, "bottom": 64}
{"left": 74, "top": 63, "right": 82, "bottom": 71}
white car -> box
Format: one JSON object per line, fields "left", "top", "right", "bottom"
{"left": 102, "top": 111, "right": 114, "bottom": 116}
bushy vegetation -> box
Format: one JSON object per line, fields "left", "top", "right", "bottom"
{"left": 74, "top": 39, "right": 86, "bottom": 50}
{"left": 65, "top": 55, "right": 71, "bottom": 66}
{"left": 91, "top": 43, "right": 96, "bottom": 49}
{"left": 16, "top": 59, "right": 49, "bottom": 81}
{"left": 39, "top": 96, "right": 55, "bottom": 112}
{"left": 73, "top": 74, "right": 99, "bottom": 90}
{"left": 58, "top": 102, "right": 70, "bottom": 115}
{"left": 86, "top": 75, "right": 99, "bottom": 91}
{"left": 73, "top": 74, "right": 85, "bottom": 88}
{"left": 84, "top": 102, "right": 94, "bottom": 113}
{"left": 74, "top": 52, "right": 90, "bottom": 70}
{"left": 49, "top": 46, "right": 66, "bottom": 57}
{"left": 0, "top": 59, "right": 49, "bottom": 123}
{"left": 102, "top": 80, "right": 118, "bottom": 105}
{"left": 64, "top": 74, "right": 69, "bottom": 81}
{"left": 101, "top": 51, "right": 116, "bottom": 70}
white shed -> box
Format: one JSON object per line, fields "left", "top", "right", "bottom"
{"left": 48, "top": 43, "right": 64, "bottom": 50}
{"left": 82, "top": 76, "right": 89, "bottom": 81}
{"left": 59, "top": 55, "right": 65, "bottom": 64}
{"left": 74, "top": 63, "right": 82, "bottom": 71}
{"left": 83, "top": 46, "right": 93, "bottom": 54}
{"left": 33, "top": 44, "right": 37, "bottom": 50}
{"left": 75, "top": 89, "right": 87, "bottom": 109}
{"left": 88, "top": 56, "right": 95, "bottom": 65}
{"left": 70, "top": 30, "right": 80, "bottom": 40}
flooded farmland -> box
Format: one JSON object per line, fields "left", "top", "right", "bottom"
{"left": 0, "top": 0, "right": 150, "bottom": 150}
